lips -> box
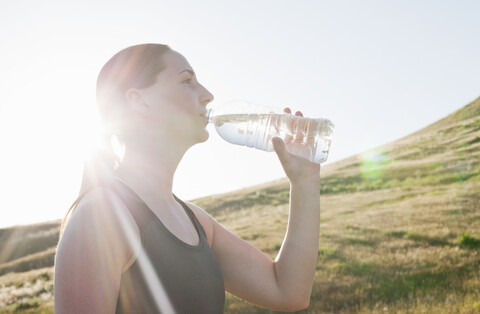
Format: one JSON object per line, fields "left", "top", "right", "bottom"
{"left": 200, "top": 113, "right": 208, "bottom": 125}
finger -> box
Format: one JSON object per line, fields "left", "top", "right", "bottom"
{"left": 290, "top": 114, "right": 299, "bottom": 139}
{"left": 305, "top": 118, "right": 316, "bottom": 145}
{"left": 284, "top": 109, "right": 294, "bottom": 145}
{"left": 295, "top": 116, "right": 306, "bottom": 143}
{"left": 272, "top": 137, "right": 292, "bottom": 167}
{"left": 273, "top": 112, "right": 282, "bottom": 134}
{"left": 293, "top": 111, "right": 305, "bottom": 142}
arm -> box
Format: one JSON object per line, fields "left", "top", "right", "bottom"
{"left": 211, "top": 182, "right": 319, "bottom": 311}
{"left": 272, "top": 175, "right": 320, "bottom": 308}
{"left": 191, "top": 112, "right": 321, "bottom": 312}
{"left": 54, "top": 188, "right": 140, "bottom": 314}
{"left": 269, "top": 121, "right": 321, "bottom": 308}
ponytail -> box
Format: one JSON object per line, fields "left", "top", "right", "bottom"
{"left": 59, "top": 44, "right": 171, "bottom": 239}
{"left": 59, "top": 133, "right": 120, "bottom": 238}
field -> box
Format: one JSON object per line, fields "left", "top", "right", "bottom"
{"left": 0, "top": 97, "right": 479, "bottom": 313}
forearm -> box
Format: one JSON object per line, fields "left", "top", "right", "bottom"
{"left": 274, "top": 181, "right": 320, "bottom": 305}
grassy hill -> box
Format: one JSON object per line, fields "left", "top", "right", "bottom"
{"left": 1, "top": 96, "right": 479, "bottom": 313}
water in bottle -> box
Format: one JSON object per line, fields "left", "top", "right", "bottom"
{"left": 207, "top": 101, "right": 334, "bottom": 164}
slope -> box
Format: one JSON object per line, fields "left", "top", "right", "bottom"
{"left": 0, "top": 96, "right": 479, "bottom": 313}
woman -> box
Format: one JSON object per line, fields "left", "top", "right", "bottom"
{"left": 54, "top": 44, "right": 321, "bottom": 313}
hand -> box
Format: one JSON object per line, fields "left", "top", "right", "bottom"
{"left": 272, "top": 108, "right": 321, "bottom": 186}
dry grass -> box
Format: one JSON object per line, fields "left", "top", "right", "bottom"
{"left": 0, "top": 248, "right": 56, "bottom": 277}
{"left": 0, "top": 267, "right": 53, "bottom": 313}
{"left": 210, "top": 97, "right": 480, "bottom": 313}
{"left": 0, "top": 97, "right": 479, "bottom": 313}
{"left": 215, "top": 181, "right": 480, "bottom": 313}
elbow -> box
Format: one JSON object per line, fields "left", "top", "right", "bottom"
{"left": 280, "top": 293, "right": 311, "bottom": 312}
{"left": 293, "top": 296, "right": 311, "bottom": 312}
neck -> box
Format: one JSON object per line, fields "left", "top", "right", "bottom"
{"left": 115, "top": 138, "right": 189, "bottom": 203}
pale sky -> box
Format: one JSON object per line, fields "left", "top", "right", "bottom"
{"left": 0, "top": 0, "right": 479, "bottom": 228}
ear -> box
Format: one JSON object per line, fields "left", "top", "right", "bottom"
{"left": 125, "top": 88, "right": 149, "bottom": 113}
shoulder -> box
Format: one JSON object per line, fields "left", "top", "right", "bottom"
{"left": 70, "top": 187, "right": 139, "bottom": 239}
{"left": 184, "top": 201, "right": 216, "bottom": 247}
{"left": 57, "top": 186, "right": 140, "bottom": 272}
{"left": 54, "top": 187, "right": 140, "bottom": 312}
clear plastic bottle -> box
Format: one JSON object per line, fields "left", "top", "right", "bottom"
{"left": 207, "top": 100, "right": 334, "bottom": 164}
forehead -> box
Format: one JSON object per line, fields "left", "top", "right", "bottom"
{"left": 161, "top": 50, "right": 193, "bottom": 74}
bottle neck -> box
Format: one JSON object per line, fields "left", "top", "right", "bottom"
{"left": 206, "top": 108, "right": 214, "bottom": 124}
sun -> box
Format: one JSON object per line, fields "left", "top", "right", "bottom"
{"left": 0, "top": 74, "right": 104, "bottom": 227}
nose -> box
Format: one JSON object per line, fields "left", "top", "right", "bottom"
{"left": 200, "top": 84, "right": 214, "bottom": 106}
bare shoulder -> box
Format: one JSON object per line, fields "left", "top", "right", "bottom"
{"left": 57, "top": 187, "right": 140, "bottom": 272}
{"left": 65, "top": 187, "right": 139, "bottom": 241}
{"left": 184, "top": 201, "right": 216, "bottom": 247}
{"left": 54, "top": 187, "right": 141, "bottom": 312}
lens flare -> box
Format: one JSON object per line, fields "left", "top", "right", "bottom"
{"left": 107, "top": 193, "right": 175, "bottom": 314}
{"left": 359, "top": 149, "right": 390, "bottom": 184}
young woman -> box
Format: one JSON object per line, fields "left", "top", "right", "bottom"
{"left": 54, "top": 44, "right": 321, "bottom": 313}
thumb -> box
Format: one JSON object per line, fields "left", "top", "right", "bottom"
{"left": 272, "top": 137, "right": 292, "bottom": 166}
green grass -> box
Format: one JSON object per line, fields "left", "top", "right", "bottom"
{"left": 458, "top": 233, "right": 480, "bottom": 249}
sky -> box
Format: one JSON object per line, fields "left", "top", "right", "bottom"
{"left": 0, "top": 0, "right": 479, "bottom": 228}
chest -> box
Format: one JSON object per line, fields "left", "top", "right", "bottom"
{"left": 149, "top": 202, "right": 200, "bottom": 247}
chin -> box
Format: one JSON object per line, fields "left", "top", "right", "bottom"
{"left": 197, "top": 129, "right": 210, "bottom": 143}
{"left": 187, "top": 129, "right": 209, "bottom": 147}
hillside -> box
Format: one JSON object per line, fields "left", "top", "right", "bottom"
{"left": 1, "top": 96, "right": 479, "bottom": 313}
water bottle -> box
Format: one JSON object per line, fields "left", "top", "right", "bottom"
{"left": 207, "top": 100, "right": 334, "bottom": 164}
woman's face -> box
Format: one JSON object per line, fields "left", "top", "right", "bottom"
{"left": 131, "top": 50, "right": 214, "bottom": 145}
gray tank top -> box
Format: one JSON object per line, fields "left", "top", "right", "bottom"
{"left": 110, "top": 179, "right": 225, "bottom": 313}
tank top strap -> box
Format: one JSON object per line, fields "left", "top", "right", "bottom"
{"left": 173, "top": 194, "right": 208, "bottom": 239}
{"left": 107, "top": 178, "right": 157, "bottom": 230}
{"left": 109, "top": 178, "right": 208, "bottom": 241}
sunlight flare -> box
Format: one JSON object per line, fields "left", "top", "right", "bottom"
{"left": 106, "top": 193, "right": 175, "bottom": 314}
{"left": 359, "top": 149, "right": 390, "bottom": 183}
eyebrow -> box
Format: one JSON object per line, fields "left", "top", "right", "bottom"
{"left": 178, "top": 69, "right": 195, "bottom": 76}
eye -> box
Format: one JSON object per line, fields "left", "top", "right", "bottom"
{"left": 182, "top": 78, "right": 192, "bottom": 84}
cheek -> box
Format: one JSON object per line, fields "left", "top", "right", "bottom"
{"left": 161, "top": 90, "right": 197, "bottom": 118}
